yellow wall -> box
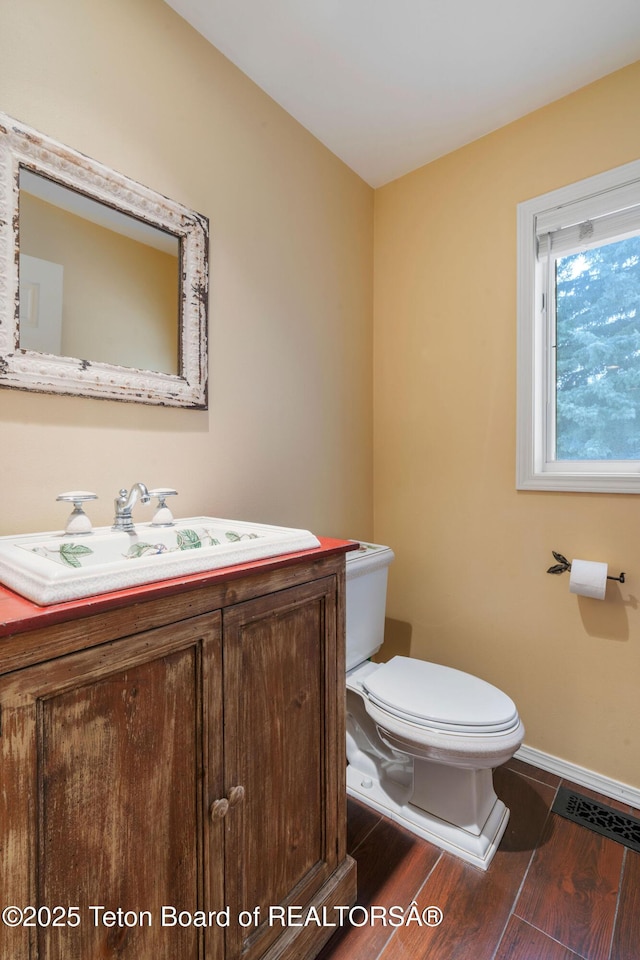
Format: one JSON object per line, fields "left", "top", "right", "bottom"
{"left": 374, "top": 61, "right": 640, "bottom": 789}
{"left": 0, "top": 0, "right": 373, "bottom": 540}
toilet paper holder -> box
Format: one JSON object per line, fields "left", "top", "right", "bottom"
{"left": 547, "top": 551, "right": 625, "bottom": 583}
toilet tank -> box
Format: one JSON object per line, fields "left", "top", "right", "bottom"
{"left": 345, "top": 543, "right": 395, "bottom": 671}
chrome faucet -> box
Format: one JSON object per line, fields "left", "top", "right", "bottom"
{"left": 112, "top": 483, "right": 151, "bottom": 532}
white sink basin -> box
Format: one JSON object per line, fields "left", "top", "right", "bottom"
{"left": 0, "top": 517, "right": 321, "bottom": 606}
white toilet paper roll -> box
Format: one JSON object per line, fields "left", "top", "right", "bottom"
{"left": 569, "top": 559, "right": 608, "bottom": 600}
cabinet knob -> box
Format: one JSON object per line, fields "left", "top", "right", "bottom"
{"left": 210, "top": 786, "right": 245, "bottom": 821}
{"left": 210, "top": 798, "right": 229, "bottom": 820}
{"left": 228, "top": 785, "right": 245, "bottom": 807}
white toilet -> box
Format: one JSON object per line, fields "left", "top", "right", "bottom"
{"left": 345, "top": 543, "right": 524, "bottom": 870}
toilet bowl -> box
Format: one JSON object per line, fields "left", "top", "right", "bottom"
{"left": 345, "top": 543, "right": 524, "bottom": 870}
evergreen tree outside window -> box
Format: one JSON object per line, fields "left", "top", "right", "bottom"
{"left": 517, "top": 160, "right": 640, "bottom": 492}
{"left": 555, "top": 237, "right": 640, "bottom": 462}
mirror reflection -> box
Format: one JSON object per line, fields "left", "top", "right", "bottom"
{"left": 19, "top": 171, "right": 180, "bottom": 375}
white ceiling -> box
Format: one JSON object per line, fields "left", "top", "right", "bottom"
{"left": 165, "top": 0, "right": 640, "bottom": 187}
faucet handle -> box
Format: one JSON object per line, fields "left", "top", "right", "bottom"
{"left": 149, "top": 488, "right": 178, "bottom": 527}
{"left": 56, "top": 491, "right": 98, "bottom": 536}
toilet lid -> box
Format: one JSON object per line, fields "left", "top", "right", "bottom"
{"left": 363, "top": 657, "right": 519, "bottom": 733}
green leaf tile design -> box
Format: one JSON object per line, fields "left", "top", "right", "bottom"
{"left": 177, "top": 528, "right": 202, "bottom": 550}
{"left": 29, "top": 526, "right": 264, "bottom": 570}
{"left": 58, "top": 543, "right": 94, "bottom": 568}
{"left": 124, "top": 543, "right": 169, "bottom": 559}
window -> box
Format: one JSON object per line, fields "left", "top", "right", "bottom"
{"left": 517, "top": 159, "right": 640, "bottom": 492}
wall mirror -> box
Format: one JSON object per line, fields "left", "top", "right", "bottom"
{"left": 0, "top": 114, "right": 208, "bottom": 407}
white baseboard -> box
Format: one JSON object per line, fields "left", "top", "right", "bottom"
{"left": 515, "top": 744, "right": 640, "bottom": 810}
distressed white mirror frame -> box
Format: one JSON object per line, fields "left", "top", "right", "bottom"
{"left": 0, "top": 113, "right": 209, "bottom": 407}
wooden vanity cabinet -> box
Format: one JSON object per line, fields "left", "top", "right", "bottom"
{"left": 0, "top": 551, "right": 356, "bottom": 960}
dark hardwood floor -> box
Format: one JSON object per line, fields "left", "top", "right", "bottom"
{"left": 319, "top": 759, "right": 639, "bottom": 960}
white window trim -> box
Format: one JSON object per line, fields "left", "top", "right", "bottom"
{"left": 516, "top": 158, "right": 640, "bottom": 494}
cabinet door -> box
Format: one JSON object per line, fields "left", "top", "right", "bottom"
{"left": 0, "top": 614, "right": 223, "bottom": 960}
{"left": 222, "top": 577, "right": 339, "bottom": 960}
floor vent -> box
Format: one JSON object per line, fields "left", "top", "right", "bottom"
{"left": 552, "top": 786, "right": 640, "bottom": 853}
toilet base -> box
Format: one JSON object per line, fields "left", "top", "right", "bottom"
{"left": 346, "top": 763, "right": 510, "bottom": 871}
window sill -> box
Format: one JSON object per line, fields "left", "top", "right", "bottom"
{"left": 516, "top": 464, "right": 640, "bottom": 494}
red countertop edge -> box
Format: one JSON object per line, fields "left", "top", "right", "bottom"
{"left": 0, "top": 537, "right": 360, "bottom": 640}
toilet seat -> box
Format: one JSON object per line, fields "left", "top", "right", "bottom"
{"left": 362, "top": 656, "right": 520, "bottom": 735}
